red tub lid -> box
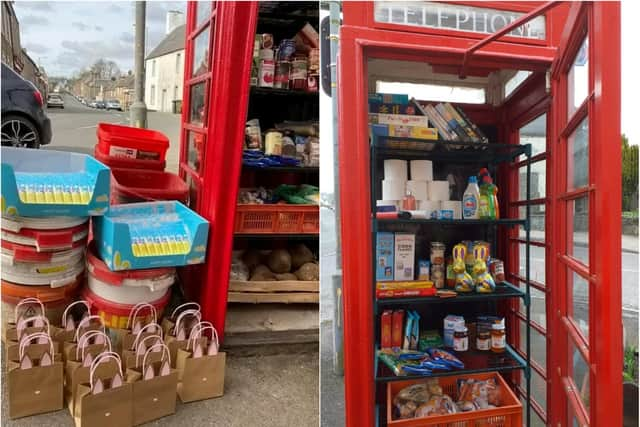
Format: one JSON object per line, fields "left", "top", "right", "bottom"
{"left": 1, "top": 273, "right": 83, "bottom": 303}
{"left": 86, "top": 241, "right": 175, "bottom": 286}
{"left": 1, "top": 222, "right": 89, "bottom": 251}
{"left": 1, "top": 238, "right": 87, "bottom": 261}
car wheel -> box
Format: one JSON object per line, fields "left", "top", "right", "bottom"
{"left": 1, "top": 115, "right": 41, "bottom": 148}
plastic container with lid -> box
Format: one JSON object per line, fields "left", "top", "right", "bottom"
{"left": 110, "top": 168, "right": 189, "bottom": 204}
{"left": 86, "top": 242, "right": 174, "bottom": 305}
{"left": 2, "top": 238, "right": 86, "bottom": 263}
{"left": 452, "top": 325, "right": 468, "bottom": 352}
{"left": 491, "top": 323, "right": 506, "bottom": 353}
{"left": 94, "top": 146, "right": 166, "bottom": 171}
{"left": 1, "top": 215, "right": 88, "bottom": 233}
{"left": 2, "top": 247, "right": 85, "bottom": 286}
{"left": 1, "top": 222, "right": 89, "bottom": 252}
{"left": 97, "top": 123, "right": 169, "bottom": 162}
{"left": 1, "top": 275, "right": 81, "bottom": 333}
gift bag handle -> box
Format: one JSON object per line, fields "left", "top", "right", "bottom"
{"left": 17, "top": 315, "right": 50, "bottom": 338}
{"left": 126, "top": 303, "right": 157, "bottom": 329}
{"left": 89, "top": 352, "right": 122, "bottom": 389}
{"left": 74, "top": 315, "right": 106, "bottom": 342}
{"left": 14, "top": 298, "right": 45, "bottom": 323}
{"left": 76, "top": 330, "right": 112, "bottom": 361}
{"left": 61, "top": 300, "right": 90, "bottom": 328}
{"left": 169, "top": 302, "right": 201, "bottom": 320}
{"left": 19, "top": 332, "right": 54, "bottom": 360}
{"left": 173, "top": 309, "right": 201, "bottom": 338}
{"left": 142, "top": 343, "right": 171, "bottom": 374}
{"left": 130, "top": 322, "right": 163, "bottom": 350}
{"left": 187, "top": 321, "right": 213, "bottom": 348}
{"left": 135, "top": 334, "right": 163, "bottom": 363}
{"left": 188, "top": 322, "right": 219, "bottom": 354}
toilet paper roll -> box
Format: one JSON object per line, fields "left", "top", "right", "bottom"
{"left": 410, "top": 160, "right": 433, "bottom": 181}
{"left": 418, "top": 200, "right": 441, "bottom": 217}
{"left": 406, "top": 180, "right": 429, "bottom": 200}
{"left": 428, "top": 181, "right": 450, "bottom": 201}
{"left": 442, "top": 201, "right": 462, "bottom": 219}
{"left": 382, "top": 180, "right": 406, "bottom": 200}
{"left": 384, "top": 159, "right": 408, "bottom": 181}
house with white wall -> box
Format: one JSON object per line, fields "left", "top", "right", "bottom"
{"left": 145, "top": 12, "right": 185, "bottom": 113}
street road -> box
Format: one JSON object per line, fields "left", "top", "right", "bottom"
{"left": 45, "top": 94, "right": 181, "bottom": 172}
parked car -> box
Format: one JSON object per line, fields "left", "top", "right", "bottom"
{"left": 89, "top": 100, "right": 98, "bottom": 108}
{"left": 105, "top": 99, "right": 122, "bottom": 111}
{"left": 96, "top": 101, "right": 106, "bottom": 109}
{"left": 1, "top": 63, "right": 51, "bottom": 148}
{"left": 47, "top": 93, "right": 64, "bottom": 109}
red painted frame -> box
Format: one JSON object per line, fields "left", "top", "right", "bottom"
{"left": 179, "top": 2, "right": 259, "bottom": 342}
{"left": 338, "top": 2, "right": 621, "bottom": 426}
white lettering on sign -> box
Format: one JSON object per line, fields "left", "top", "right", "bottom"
{"left": 374, "top": 1, "right": 546, "bottom": 40}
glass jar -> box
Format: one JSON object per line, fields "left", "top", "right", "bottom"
{"left": 491, "top": 323, "right": 506, "bottom": 353}
{"left": 476, "top": 330, "right": 491, "bottom": 351}
{"left": 431, "top": 264, "right": 445, "bottom": 289}
{"left": 453, "top": 326, "right": 468, "bottom": 352}
{"left": 430, "top": 242, "right": 445, "bottom": 265}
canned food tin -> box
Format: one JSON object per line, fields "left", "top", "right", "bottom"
{"left": 274, "top": 61, "right": 291, "bottom": 89}
{"left": 259, "top": 59, "right": 274, "bottom": 87}
{"left": 490, "top": 259, "right": 505, "bottom": 283}
{"left": 430, "top": 242, "right": 445, "bottom": 265}
{"left": 306, "top": 72, "right": 318, "bottom": 93}
{"left": 290, "top": 58, "right": 308, "bottom": 90}
{"left": 265, "top": 130, "right": 283, "bottom": 156}
{"left": 259, "top": 48, "right": 274, "bottom": 60}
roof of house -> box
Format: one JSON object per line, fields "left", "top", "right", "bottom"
{"left": 146, "top": 24, "right": 186, "bottom": 60}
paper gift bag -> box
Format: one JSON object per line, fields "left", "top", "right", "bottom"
{"left": 109, "top": 303, "right": 158, "bottom": 355}
{"left": 164, "top": 308, "right": 201, "bottom": 367}
{"left": 7, "top": 332, "right": 64, "bottom": 419}
{"left": 160, "top": 302, "right": 201, "bottom": 337}
{"left": 6, "top": 315, "right": 59, "bottom": 361}
{"left": 64, "top": 330, "right": 112, "bottom": 415}
{"left": 119, "top": 321, "right": 162, "bottom": 362}
{"left": 4, "top": 297, "right": 46, "bottom": 343}
{"left": 51, "top": 300, "right": 91, "bottom": 345}
{"left": 73, "top": 352, "right": 133, "bottom": 427}
{"left": 63, "top": 315, "right": 106, "bottom": 361}
{"left": 175, "top": 321, "right": 226, "bottom": 402}
{"left": 126, "top": 343, "right": 177, "bottom": 425}
{"left": 122, "top": 332, "right": 164, "bottom": 371}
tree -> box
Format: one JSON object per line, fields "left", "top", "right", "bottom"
{"left": 622, "top": 134, "right": 639, "bottom": 211}
{"left": 90, "top": 59, "right": 120, "bottom": 79}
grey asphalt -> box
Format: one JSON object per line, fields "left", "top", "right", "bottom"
{"left": 7, "top": 95, "right": 320, "bottom": 426}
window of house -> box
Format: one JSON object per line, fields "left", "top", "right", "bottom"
{"left": 176, "top": 53, "right": 182, "bottom": 73}
{"left": 174, "top": 85, "right": 179, "bottom": 100}
{"left": 150, "top": 84, "right": 156, "bottom": 105}
{"left": 152, "top": 60, "right": 156, "bottom": 77}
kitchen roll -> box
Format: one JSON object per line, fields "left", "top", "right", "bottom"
{"left": 384, "top": 159, "right": 408, "bottom": 181}
{"left": 428, "top": 181, "right": 450, "bottom": 201}
{"left": 382, "top": 180, "right": 405, "bottom": 200}
{"left": 406, "top": 180, "right": 429, "bottom": 200}
{"left": 418, "top": 200, "right": 440, "bottom": 217}
{"left": 410, "top": 160, "right": 433, "bottom": 181}
{"left": 442, "top": 201, "right": 462, "bottom": 219}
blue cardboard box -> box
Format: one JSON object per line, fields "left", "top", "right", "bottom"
{"left": 368, "top": 102, "right": 417, "bottom": 115}
{"left": 376, "top": 232, "right": 395, "bottom": 281}
{"left": 368, "top": 93, "right": 409, "bottom": 105}
{"left": 1, "top": 147, "right": 110, "bottom": 217}
{"left": 93, "top": 201, "right": 209, "bottom": 270}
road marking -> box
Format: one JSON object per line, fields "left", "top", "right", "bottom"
{"left": 76, "top": 125, "right": 97, "bottom": 129}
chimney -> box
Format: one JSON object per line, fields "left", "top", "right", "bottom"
{"left": 166, "top": 10, "right": 185, "bottom": 35}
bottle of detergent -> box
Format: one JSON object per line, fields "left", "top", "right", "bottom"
{"left": 462, "top": 176, "right": 480, "bottom": 219}
{"left": 478, "top": 168, "right": 499, "bottom": 219}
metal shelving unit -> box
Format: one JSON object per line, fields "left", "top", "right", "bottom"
{"left": 369, "top": 134, "right": 532, "bottom": 425}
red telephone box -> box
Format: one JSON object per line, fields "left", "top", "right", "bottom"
{"left": 337, "top": 2, "right": 621, "bottom": 426}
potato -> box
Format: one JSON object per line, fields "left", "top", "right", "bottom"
{"left": 242, "top": 249, "right": 264, "bottom": 270}
{"left": 290, "top": 243, "right": 314, "bottom": 270}
{"left": 250, "top": 264, "right": 276, "bottom": 281}
{"left": 275, "top": 273, "right": 298, "bottom": 281}
{"left": 267, "top": 249, "right": 292, "bottom": 274}
{"left": 294, "top": 262, "right": 319, "bottom": 281}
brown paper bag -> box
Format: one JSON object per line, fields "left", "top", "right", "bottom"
{"left": 51, "top": 300, "right": 92, "bottom": 345}
{"left": 122, "top": 333, "right": 164, "bottom": 371}
{"left": 73, "top": 352, "right": 133, "bottom": 427}
{"left": 64, "top": 330, "right": 112, "bottom": 415}
{"left": 3, "top": 298, "right": 46, "bottom": 343}
{"left": 160, "top": 302, "right": 201, "bottom": 337}
{"left": 126, "top": 343, "right": 177, "bottom": 425}
{"left": 108, "top": 303, "right": 158, "bottom": 355}
{"left": 163, "top": 308, "right": 201, "bottom": 367}
{"left": 7, "top": 332, "right": 64, "bottom": 419}
{"left": 62, "top": 315, "right": 106, "bottom": 361}
{"left": 175, "top": 322, "right": 226, "bottom": 402}
{"left": 6, "top": 315, "right": 58, "bottom": 361}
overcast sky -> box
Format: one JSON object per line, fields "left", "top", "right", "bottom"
{"left": 14, "top": 1, "right": 186, "bottom": 77}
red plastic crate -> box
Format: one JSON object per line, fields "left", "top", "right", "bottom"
{"left": 387, "top": 372, "right": 522, "bottom": 427}
{"left": 97, "top": 123, "right": 169, "bottom": 162}
{"left": 110, "top": 168, "right": 189, "bottom": 204}
{"left": 234, "top": 204, "right": 319, "bottom": 234}
{"left": 94, "top": 146, "right": 165, "bottom": 171}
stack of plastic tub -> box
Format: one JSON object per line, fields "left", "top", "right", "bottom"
{"left": 1, "top": 147, "right": 111, "bottom": 326}
{"left": 95, "top": 123, "right": 169, "bottom": 171}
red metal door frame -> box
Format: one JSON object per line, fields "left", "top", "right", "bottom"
{"left": 179, "top": 2, "right": 259, "bottom": 341}
{"left": 338, "top": 9, "right": 564, "bottom": 424}
{"left": 548, "top": 2, "right": 622, "bottom": 425}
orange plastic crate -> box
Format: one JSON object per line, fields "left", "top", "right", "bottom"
{"left": 387, "top": 372, "right": 522, "bottom": 427}
{"left": 235, "top": 204, "right": 319, "bottom": 234}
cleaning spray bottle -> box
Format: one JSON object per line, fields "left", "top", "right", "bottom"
{"left": 478, "top": 168, "right": 499, "bottom": 219}
{"left": 462, "top": 176, "right": 480, "bottom": 219}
